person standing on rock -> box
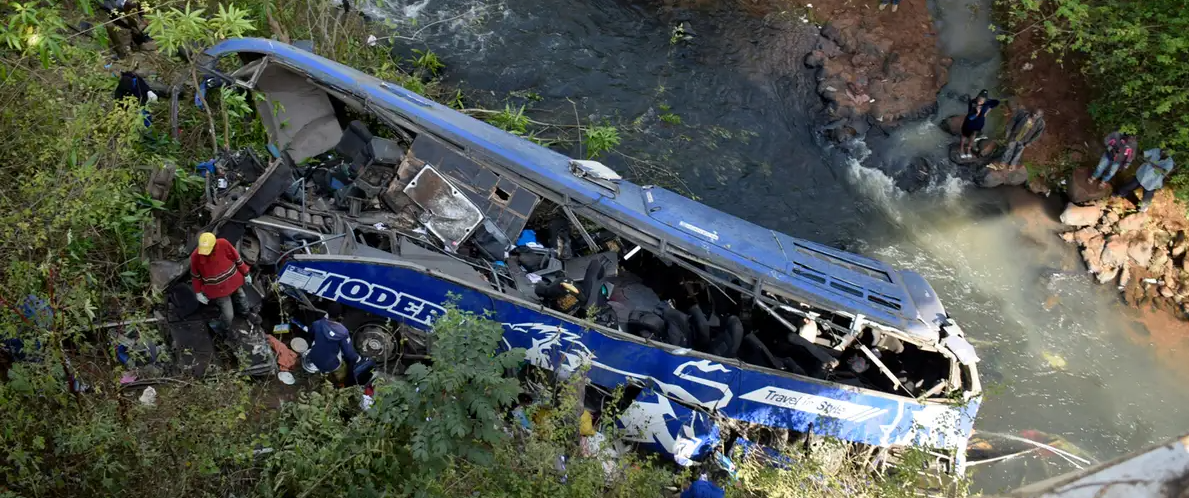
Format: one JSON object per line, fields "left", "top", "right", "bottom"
{"left": 959, "top": 90, "right": 1000, "bottom": 160}
{"left": 1089, "top": 131, "right": 1138, "bottom": 186}
{"left": 878, "top": 0, "right": 901, "bottom": 12}
{"left": 995, "top": 108, "right": 1045, "bottom": 169}
{"left": 1114, "top": 148, "right": 1175, "bottom": 213}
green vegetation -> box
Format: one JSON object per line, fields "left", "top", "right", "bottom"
{"left": 489, "top": 104, "right": 531, "bottom": 135}
{"left": 997, "top": 0, "right": 1188, "bottom": 194}
{"left": 411, "top": 48, "right": 445, "bottom": 76}
{"left": 584, "top": 125, "right": 621, "bottom": 159}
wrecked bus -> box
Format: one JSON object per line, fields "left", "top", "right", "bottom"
{"left": 199, "top": 38, "right": 982, "bottom": 472}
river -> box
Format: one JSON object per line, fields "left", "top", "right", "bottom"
{"left": 362, "top": 0, "right": 1189, "bottom": 491}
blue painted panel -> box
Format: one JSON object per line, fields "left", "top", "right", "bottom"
{"left": 278, "top": 258, "right": 979, "bottom": 456}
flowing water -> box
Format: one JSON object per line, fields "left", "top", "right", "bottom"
{"left": 361, "top": 0, "right": 1189, "bottom": 490}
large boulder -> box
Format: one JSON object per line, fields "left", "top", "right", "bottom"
{"left": 1060, "top": 203, "right": 1104, "bottom": 227}
{"left": 1101, "top": 236, "right": 1130, "bottom": 268}
{"left": 979, "top": 164, "right": 1028, "bottom": 188}
{"left": 1067, "top": 167, "right": 1112, "bottom": 204}
{"left": 1129, "top": 234, "right": 1155, "bottom": 267}
{"left": 1117, "top": 213, "right": 1148, "bottom": 233}
{"left": 1073, "top": 226, "right": 1100, "bottom": 246}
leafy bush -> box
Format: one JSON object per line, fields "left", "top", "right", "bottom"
{"left": 584, "top": 125, "right": 621, "bottom": 159}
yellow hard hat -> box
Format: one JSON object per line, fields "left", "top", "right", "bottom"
{"left": 197, "top": 232, "right": 217, "bottom": 255}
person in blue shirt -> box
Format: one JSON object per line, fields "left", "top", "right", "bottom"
{"left": 306, "top": 303, "right": 361, "bottom": 383}
{"left": 959, "top": 90, "right": 1000, "bottom": 160}
{"left": 681, "top": 477, "right": 724, "bottom": 498}
{"left": 1115, "top": 148, "right": 1175, "bottom": 213}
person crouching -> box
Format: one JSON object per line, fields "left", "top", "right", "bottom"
{"left": 306, "top": 303, "right": 362, "bottom": 385}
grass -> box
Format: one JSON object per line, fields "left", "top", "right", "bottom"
{"left": 488, "top": 104, "right": 530, "bottom": 135}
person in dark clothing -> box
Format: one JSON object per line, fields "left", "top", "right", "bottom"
{"left": 996, "top": 108, "right": 1045, "bottom": 169}
{"left": 306, "top": 304, "right": 361, "bottom": 383}
{"left": 98, "top": 0, "right": 155, "bottom": 57}
{"left": 959, "top": 90, "right": 1000, "bottom": 160}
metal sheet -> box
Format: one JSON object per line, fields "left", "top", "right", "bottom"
{"left": 410, "top": 133, "right": 538, "bottom": 242}
{"left": 253, "top": 64, "right": 342, "bottom": 163}
{"left": 403, "top": 165, "right": 484, "bottom": 250}
{"left": 277, "top": 257, "right": 980, "bottom": 460}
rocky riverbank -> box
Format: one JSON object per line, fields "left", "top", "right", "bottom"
{"left": 1059, "top": 191, "right": 1189, "bottom": 317}
{"left": 801, "top": 0, "right": 950, "bottom": 142}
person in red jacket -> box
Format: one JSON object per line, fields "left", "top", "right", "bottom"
{"left": 190, "top": 232, "right": 257, "bottom": 330}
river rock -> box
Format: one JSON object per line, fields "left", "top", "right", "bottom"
{"left": 978, "top": 164, "right": 1028, "bottom": 188}
{"left": 805, "top": 50, "right": 826, "bottom": 68}
{"left": 978, "top": 139, "right": 999, "bottom": 158}
{"left": 1117, "top": 213, "right": 1148, "bottom": 233}
{"left": 1081, "top": 236, "right": 1105, "bottom": 274}
{"left": 941, "top": 114, "right": 965, "bottom": 136}
{"left": 1101, "top": 236, "right": 1130, "bottom": 268}
{"left": 1173, "top": 231, "right": 1189, "bottom": 258}
{"left": 1105, "top": 210, "right": 1121, "bottom": 225}
{"left": 1060, "top": 203, "right": 1104, "bottom": 227}
{"left": 816, "top": 36, "right": 842, "bottom": 57}
{"left": 1129, "top": 235, "right": 1154, "bottom": 267}
{"left": 1097, "top": 266, "right": 1119, "bottom": 284}
{"left": 1027, "top": 176, "right": 1051, "bottom": 196}
{"left": 1150, "top": 248, "right": 1170, "bottom": 274}
{"left": 1067, "top": 167, "right": 1112, "bottom": 204}
{"left": 1119, "top": 264, "right": 1131, "bottom": 287}
{"left": 1072, "top": 226, "right": 1100, "bottom": 247}
{"left": 1161, "top": 286, "right": 1175, "bottom": 298}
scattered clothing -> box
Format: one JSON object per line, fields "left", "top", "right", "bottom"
{"left": 307, "top": 317, "right": 361, "bottom": 375}
{"left": 266, "top": 335, "right": 298, "bottom": 372}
